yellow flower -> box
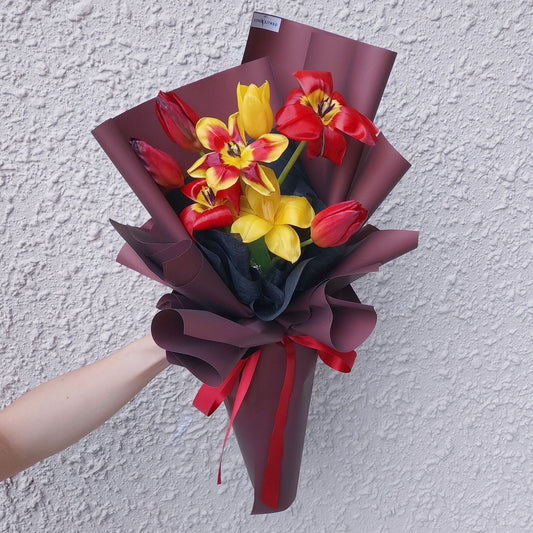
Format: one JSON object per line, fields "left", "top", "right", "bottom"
{"left": 188, "top": 113, "right": 287, "bottom": 196}
{"left": 237, "top": 82, "right": 274, "bottom": 140}
{"left": 231, "top": 167, "right": 315, "bottom": 263}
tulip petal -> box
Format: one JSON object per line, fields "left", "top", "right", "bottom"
{"left": 312, "top": 200, "right": 363, "bottom": 224}
{"left": 156, "top": 91, "right": 199, "bottom": 124}
{"left": 306, "top": 137, "right": 321, "bottom": 159}
{"left": 236, "top": 83, "right": 247, "bottom": 110}
{"left": 155, "top": 91, "right": 202, "bottom": 152}
{"left": 307, "top": 127, "right": 346, "bottom": 165}
{"left": 205, "top": 164, "right": 240, "bottom": 191}
{"left": 246, "top": 134, "right": 288, "bottom": 163}
{"left": 231, "top": 214, "right": 273, "bottom": 243}
{"left": 241, "top": 164, "right": 276, "bottom": 196}
{"left": 180, "top": 205, "right": 201, "bottom": 235}
{"left": 274, "top": 195, "right": 315, "bottom": 228}
{"left": 258, "top": 81, "right": 270, "bottom": 104}
{"left": 283, "top": 88, "right": 306, "bottom": 106}
{"left": 180, "top": 179, "right": 208, "bottom": 202}
{"left": 331, "top": 91, "right": 347, "bottom": 107}
{"left": 238, "top": 82, "right": 274, "bottom": 139}
{"left": 239, "top": 194, "right": 253, "bottom": 215}
{"left": 187, "top": 154, "right": 208, "bottom": 178}
{"left": 321, "top": 126, "right": 347, "bottom": 165}
{"left": 180, "top": 204, "right": 235, "bottom": 236}
{"left": 275, "top": 103, "right": 323, "bottom": 141}
{"left": 187, "top": 152, "right": 221, "bottom": 178}
{"left": 244, "top": 165, "right": 279, "bottom": 211}
{"left": 196, "top": 117, "right": 231, "bottom": 152}
{"left": 193, "top": 205, "right": 235, "bottom": 230}
{"left": 264, "top": 224, "right": 301, "bottom": 263}
{"left": 130, "top": 139, "right": 184, "bottom": 189}
{"left": 331, "top": 106, "right": 379, "bottom": 145}
{"left": 294, "top": 71, "right": 334, "bottom": 97}
{"left": 218, "top": 181, "right": 242, "bottom": 213}
{"left": 227, "top": 112, "right": 246, "bottom": 146}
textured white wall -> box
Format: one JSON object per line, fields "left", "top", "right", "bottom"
{"left": 1, "top": 1, "right": 531, "bottom": 531}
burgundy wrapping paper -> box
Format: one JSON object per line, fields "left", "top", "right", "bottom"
{"left": 93, "top": 17, "right": 419, "bottom": 513}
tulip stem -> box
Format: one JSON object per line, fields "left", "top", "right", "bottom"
{"left": 248, "top": 237, "right": 273, "bottom": 271}
{"left": 278, "top": 141, "right": 307, "bottom": 187}
{"left": 300, "top": 238, "right": 313, "bottom": 248}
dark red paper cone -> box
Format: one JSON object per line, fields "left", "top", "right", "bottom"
{"left": 225, "top": 342, "right": 317, "bottom": 514}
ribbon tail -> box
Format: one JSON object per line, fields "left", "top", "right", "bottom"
{"left": 317, "top": 349, "right": 356, "bottom": 373}
{"left": 193, "top": 359, "right": 246, "bottom": 416}
{"left": 217, "top": 350, "right": 261, "bottom": 484}
{"left": 261, "top": 338, "right": 296, "bottom": 509}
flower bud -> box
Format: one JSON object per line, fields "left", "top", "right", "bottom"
{"left": 155, "top": 91, "right": 203, "bottom": 152}
{"left": 130, "top": 139, "right": 184, "bottom": 190}
{"left": 311, "top": 200, "right": 368, "bottom": 247}
{"left": 237, "top": 82, "right": 274, "bottom": 139}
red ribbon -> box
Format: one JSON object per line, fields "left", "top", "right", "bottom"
{"left": 193, "top": 349, "right": 260, "bottom": 484}
{"left": 193, "top": 335, "right": 356, "bottom": 509}
{"left": 261, "top": 337, "right": 296, "bottom": 509}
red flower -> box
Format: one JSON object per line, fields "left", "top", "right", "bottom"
{"left": 155, "top": 91, "right": 203, "bottom": 152}
{"left": 179, "top": 179, "right": 240, "bottom": 236}
{"left": 310, "top": 200, "right": 368, "bottom": 247}
{"left": 130, "top": 139, "right": 184, "bottom": 190}
{"left": 275, "top": 71, "right": 378, "bottom": 165}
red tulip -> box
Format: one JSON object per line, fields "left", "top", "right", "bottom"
{"left": 179, "top": 178, "right": 240, "bottom": 236}
{"left": 310, "top": 200, "right": 368, "bottom": 247}
{"left": 276, "top": 71, "right": 378, "bottom": 165}
{"left": 155, "top": 91, "right": 203, "bottom": 152}
{"left": 130, "top": 139, "right": 184, "bottom": 190}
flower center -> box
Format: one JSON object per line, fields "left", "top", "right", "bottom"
{"left": 221, "top": 141, "right": 255, "bottom": 170}
{"left": 317, "top": 97, "right": 335, "bottom": 118}
{"left": 226, "top": 142, "right": 241, "bottom": 158}
{"left": 261, "top": 197, "right": 277, "bottom": 223}
{"left": 201, "top": 186, "right": 216, "bottom": 207}
{"left": 301, "top": 89, "right": 341, "bottom": 126}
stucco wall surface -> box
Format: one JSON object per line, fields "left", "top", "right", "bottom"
{"left": 0, "top": 1, "right": 531, "bottom": 532}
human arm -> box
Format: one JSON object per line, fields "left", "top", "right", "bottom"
{"left": 0, "top": 334, "right": 168, "bottom": 481}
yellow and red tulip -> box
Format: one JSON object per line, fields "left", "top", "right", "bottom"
{"left": 310, "top": 200, "right": 368, "bottom": 247}
{"left": 237, "top": 81, "right": 274, "bottom": 139}
{"left": 130, "top": 139, "right": 184, "bottom": 190}
{"left": 155, "top": 91, "right": 203, "bottom": 152}
{"left": 275, "top": 71, "right": 378, "bottom": 165}
{"left": 180, "top": 178, "right": 240, "bottom": 236}
{"left": 188, "top": 112, "right": 288, "bottom": 196}
{"left": 231, "top": 167, "right": 315, "bottom": 263}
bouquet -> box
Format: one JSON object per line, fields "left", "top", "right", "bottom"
{"left": 93, "top": 14, "right": 418, "bottom": 514}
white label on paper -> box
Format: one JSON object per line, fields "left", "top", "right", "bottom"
{"left": 251, "top": 12, "right": 281, "bottom": 33}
